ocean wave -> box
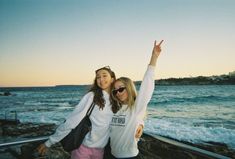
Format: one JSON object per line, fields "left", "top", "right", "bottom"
{"left": 149, "top": 94, "right": 235, "bottom": 106}
{"left": 144, "top": 118, "right": 235, "bottom": 150}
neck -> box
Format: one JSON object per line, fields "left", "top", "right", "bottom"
{"left": 121, "top": 100, "right": 128, "bottom": 105}
{"left": 103, "top": 88, "right": 110, "bottom": 94}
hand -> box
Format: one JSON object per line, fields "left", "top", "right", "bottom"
{"left": 135, "top": 124, "right": 144, "bottom": 138}
{"left": 152, "top": 40, "right": 163, "bottom": 57}
{"left": 37, "top": 143, "right": 48, "bottom": 156}
{"left": 149, "top": 40, "right": 164, "bottom": 66}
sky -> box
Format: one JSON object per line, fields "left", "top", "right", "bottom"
{"left": 0, "top": 0, "right": 235, "bottom": 87}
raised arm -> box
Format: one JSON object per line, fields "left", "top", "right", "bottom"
{"left": 134, "top": 40, "right": 164, "bottom": 138}
{"left": 135, "top": 40, "right": 163, "bottom": 115}
{"left": 149, "top": 40, "right": 163, "bottom": 66}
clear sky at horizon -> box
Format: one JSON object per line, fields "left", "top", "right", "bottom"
{"left": 1, "top": 0, "right": 235, "bottom": 87}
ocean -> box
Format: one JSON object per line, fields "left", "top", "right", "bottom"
{"left": 0, "top": 85, "right": 235, "bottom": 150}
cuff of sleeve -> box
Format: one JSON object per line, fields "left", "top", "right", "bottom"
{"left": 45, "top": 140, "right": 53, "bottom": 147}
{"left": 148, "top": 65, "right": 155, "bottom": 70}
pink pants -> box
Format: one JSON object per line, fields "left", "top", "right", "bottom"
{"left": 71, "top": 144, "right": 104, "bottom": 159}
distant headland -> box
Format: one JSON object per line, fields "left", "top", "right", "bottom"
{"left": 55, "top": 71, "right": 235, "bottom": 86}
{"left": 137, "top": 71, "right": 235, "bottom": 85}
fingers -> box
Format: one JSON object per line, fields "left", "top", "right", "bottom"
{"left": 37, "top": 144, "right": 47, "bottom": 155}
{"left": 137, "top": 128, "right": 141, "bottom": 134}
{"left": 135, "top": 132, "right": 140, "bottom": 138}
{"left": 158, "top": 40, "right": 164, "bottom": 46}
{"left": 135, "top": 127, "right": 143, "bottom": 138}
{"left": 135, "top": 128, "right": 140, "bottom": 138}
{"left": 154, "top": 40, "right": 164, "bottom": 46}
{"left": 37, "top": 145, "right": 42, "bottom": 152}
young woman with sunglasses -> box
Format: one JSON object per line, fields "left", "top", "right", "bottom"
{"left": 38, "top": 66, "right": 118, "bottom": 159}
{"left": 110, "top": 40, "right": 164, "bottom": 159}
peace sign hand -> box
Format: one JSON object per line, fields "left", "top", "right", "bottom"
{"left": 152, "top": 40, "right": 164, "bottom": 57}
{"left": 149, "top": 40, "right": 164, "bottom": 66}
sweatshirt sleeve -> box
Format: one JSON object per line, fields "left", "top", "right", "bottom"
{"left": 45, "top": 92, "right": 94, "bottom": 147}
{"left": 134, "top": 65, "right": 155, "bottom": 118}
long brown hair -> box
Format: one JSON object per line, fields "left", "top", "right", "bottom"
{"left": 89, "top": 66, "right": 118, "bottom": 111}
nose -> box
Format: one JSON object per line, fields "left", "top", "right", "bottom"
{"left": 116, "top": 91, "right": 122, "bottom": 95}
{"left": 99, "top": 76, "right": 104, "bottom": 82}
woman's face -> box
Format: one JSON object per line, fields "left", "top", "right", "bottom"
{"left": 96, "top": 69, "right": 114, "bottom": 92}
{"left": 113, "top": 80, "right": 128, "bottom": 104}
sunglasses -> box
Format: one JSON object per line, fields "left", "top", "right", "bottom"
{"left": 95, "top": 66, "right": 111, "bottom": 74}
{"left": 112, "top": 87, "right": 126, "bottom": 95}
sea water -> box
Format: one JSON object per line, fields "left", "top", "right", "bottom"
{"left": 0, "top": 85, "right": 235, "bottom": 150}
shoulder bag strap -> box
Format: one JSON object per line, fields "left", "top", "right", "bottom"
{"left": 86, "top": 102, "right": 95, "bottom": 116}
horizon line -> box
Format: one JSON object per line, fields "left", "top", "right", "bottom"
{"left": 1, "top": 72, "right": 234, "bottom": 88}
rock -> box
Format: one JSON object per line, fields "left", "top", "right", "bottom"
{"left": 0, "top": 122, "right": 57, "bottom": 158}
{"left": 1, "top": 122, "right": 56, "bottom": 137}
{"left": 0, "top": 119, "right": 20, "bottom": 125}
{"left": 4, "top": 92, "right": 11, "bottom": 96}
{"left": 0, "top": 92, "right": 11, "bottom": 96}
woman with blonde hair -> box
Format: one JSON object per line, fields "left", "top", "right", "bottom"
{"left": 110, "top": 40, "right": 163, "bottom": 159}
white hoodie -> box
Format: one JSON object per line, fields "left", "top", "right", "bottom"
{"left": 45, "top": 90, "right": 113, "bottom": 148}
{"left": 110, "top": 65, "right": 155, "bottom": 158}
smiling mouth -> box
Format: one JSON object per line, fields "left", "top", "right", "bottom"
{"left": 100, "top": 82, "right": 107, "bottom": 86}
{"left": 117, "top": 95, "right": 124, "bottom": 100}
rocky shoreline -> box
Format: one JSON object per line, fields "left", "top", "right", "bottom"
{"left": 156, "top": 135, "right": 235, "bottom": 158}
{"left": 0, "top": 120, "right": 234, "bottom": 159}
{"left": 0, "top": 120, "right": 56, "bottom": 159}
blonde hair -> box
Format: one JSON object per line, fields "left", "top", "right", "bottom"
{"left": 111, "top": 77, "right": 137, "bottom": 111}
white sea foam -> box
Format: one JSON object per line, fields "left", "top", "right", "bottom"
{"left": 17, "top": 110, "right": 70, "bottom": 125}
{"left": 144, "top": 118, "right": 235, "bottom": 150}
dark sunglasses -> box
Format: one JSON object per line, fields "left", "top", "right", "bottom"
{"left": 112, "top": 87, "right": 126, "bottom": 95}
{"left": 95, "top": 66, "right": 111, "bottom": 74}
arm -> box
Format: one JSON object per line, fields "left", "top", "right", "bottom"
{"left": 46, "top": 92, "right": 94, "bottom": 147}
{"left": 135, "top": 40, "right": 163, "bottom": 115}
{"left": 38, "top": 92, "right": 94, "bottom": 155}
{"left": 135, "top": 40, "right": 163, "bottom": 138}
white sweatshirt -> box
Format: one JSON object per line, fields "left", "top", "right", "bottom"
{"left": 110, "top": 65, "right": 155, "bottom": 158}
{"left": 45, "top": 90, "right": 113, "bottom": 149}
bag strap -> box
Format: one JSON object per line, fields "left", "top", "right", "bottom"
{"left": 86, "top": 102, "right": 95, "bottom": 116}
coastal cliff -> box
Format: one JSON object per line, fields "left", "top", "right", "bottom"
{"left": 135, "top": 71, "right": 235, "bottom": 86}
